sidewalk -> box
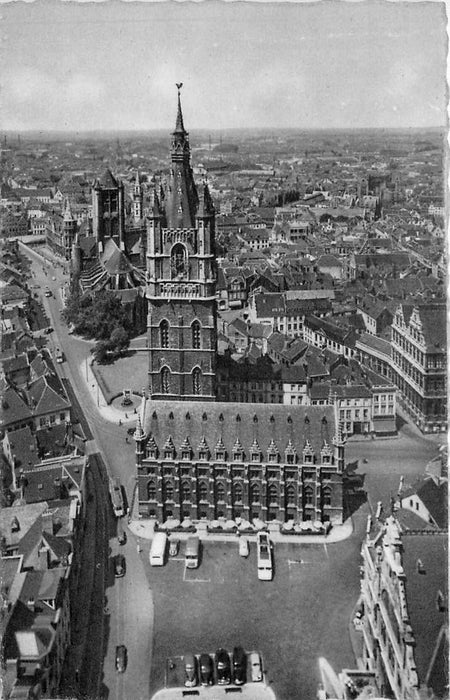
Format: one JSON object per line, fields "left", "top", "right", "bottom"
{"left": 81, "top": 357, "right": 139, "bottom": 425}
{"left": 128, "top": 514, "right": 354, "bottom": 545}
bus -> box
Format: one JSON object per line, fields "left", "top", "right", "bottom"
{"left": 149, "top": 532, "right": 167, "bottom": 566}
{"left": 257, "top": 532, "right": 273, "bottom": 581}
{"left": 185, "top": 536, "right": 200, "bottom": 569}
{"left": 109, "top": 477, "right": 125, "bottom": 518}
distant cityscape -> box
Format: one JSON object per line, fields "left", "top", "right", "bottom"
{"left": 0, "top": 87, "right": 447, "bottom": 700}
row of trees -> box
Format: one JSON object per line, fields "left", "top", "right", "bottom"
{"left": 62, "top": 287, "right": 132, "bottom": 363}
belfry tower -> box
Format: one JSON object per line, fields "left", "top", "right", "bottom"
{"left": 145, "top": 85, "right": 217, "bottom": 401}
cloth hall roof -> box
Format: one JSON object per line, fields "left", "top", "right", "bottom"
{"left": 140, "top": 400, "right": 337, "bottom": 459}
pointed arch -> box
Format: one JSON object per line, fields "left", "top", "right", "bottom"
{"left": 161, "top": 366, "right": 171, "bottom": 394}
{"left": 160, "top": 319, "right": 169, "bottom": 348}
{"left": 192, "top": 367, "right": 202, "bottom": 395}
{"left": 192, "top": 320, "right": 201, "bottom": 349}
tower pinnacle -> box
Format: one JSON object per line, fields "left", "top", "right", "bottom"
{"left": 174, "top": 82, "right": 186, "bottom": 134}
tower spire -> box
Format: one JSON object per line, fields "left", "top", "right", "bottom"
{"left": 174, "top": 82, "right": 185, "bottom": 134}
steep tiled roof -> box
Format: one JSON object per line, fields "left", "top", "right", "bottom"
{"left": 27, "top": 375, "right": 70, "bottom": 416}
{"left": 416, "top": 304, "right": 446, "bottom": 352}
{"left": 416, "top": 478, "right": 448, "bottom": 529}
{"left": 254, "top": 293, "right": 285, "bottom": 318}
{"left": 96, "top": 168, "right": 118, "bottom": 189}
{"left": 141, "top": 400, "right": 337, "bottom": 458}
{"left": 5, "top": 425, "right": 38, "bottom": 471}
{"left": 401, "top": 534, "right": 448, "bottom": 691}
{"left": 100, "top": 237, "right": 134, "bottom": 275}
{"left": 1, "top": 385, "right": 33, "bottom": 429}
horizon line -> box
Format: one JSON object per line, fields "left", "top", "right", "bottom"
{"left": 2, "top": 125, "right": 445, "bottom": 136}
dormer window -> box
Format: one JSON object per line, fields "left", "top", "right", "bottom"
{"left": 163, "top": 436, "right": 175, "bottom": 461}
{"left": 303, "top": 440, "right": 314, "bottom": 464}
{"left": 197, "top": 436, "right": 210, "bottom": 462}
{"left": 267, "top": 439, "right": 279, "bottom": 464}
{"left": 233, "top": 437, "right": 244, "bottom": 462}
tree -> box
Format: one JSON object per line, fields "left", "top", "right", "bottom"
{"left": 110, "top": 326, "right": 130, "bottom": 356}
{"left": 92, "top": 340, "right": 109, "bottom": 364}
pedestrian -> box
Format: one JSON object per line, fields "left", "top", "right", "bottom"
{"left": 119, "top": 419, "right": 122, "bottom": 426}
{"left": 125, "top": 437, "right": 129, "bottom": 443}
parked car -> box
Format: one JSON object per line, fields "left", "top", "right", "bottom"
{"left": 44, "top": 327, "right": 53, "bottom": 334}
{"left": 169, "top": 539, "right": 179, "bottom": 557}
{"left": 199, "top": 653, "right": 214, "bottom": 686}
{"left": 44, "top": 288, "right": 52, "bottom": 297}
{"left": 115, "top": 645, "right": 127, "bottom": 673}
{"left": 118, "top": 529, "right": 127, "bottom": 545}
{"left": 215, "top": 648, "right": 231, "bottom": 685}
{"left": 183, "top": 653, "right": 198, "bottom": 687}
{"left": 232, "top": 646, "right": 247, "bottom": 685}
{"left": 238, "top": 537, "right": 249, "bottom": 557}
{"left": 114, "top": 554, "right": 125, "bottom": 578}
{"left": 55, "top": 349, "right": 64, "bottom": 364}
{"left": 249, "top": 652, "right": 262, "bottom": 682}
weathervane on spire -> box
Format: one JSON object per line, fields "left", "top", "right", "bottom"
{"left": 176, "top": 82, "right": 183, "bottom": 94}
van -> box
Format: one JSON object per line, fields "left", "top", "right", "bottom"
{"left": 149, "top": 532, "right": 167, "bottom": 566}
{"left": 185, "top": 536, "right": 200, "bottom": 569}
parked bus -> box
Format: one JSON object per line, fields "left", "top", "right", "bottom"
{"left": 257, "top": 532, "right": 273, "bottom": 581}
{"left": 109, "top": 477, "right": 125, "bottom": 518}
{"left": 185, "top": 536, "right": 200, "bottom": 569}
{"left": 149, "top": 532, "right": 167, "bottom": 566}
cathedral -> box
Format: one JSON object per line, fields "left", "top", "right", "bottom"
{"left": 135, "top": 87, "right": 345, "bottom": 528}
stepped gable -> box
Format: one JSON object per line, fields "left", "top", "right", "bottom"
{"left": 141, "top": 401, "right": 335, "bottom": 458}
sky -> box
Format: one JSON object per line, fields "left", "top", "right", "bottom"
{"left": 1, "top": 0, "right": 448, "bottom": 132}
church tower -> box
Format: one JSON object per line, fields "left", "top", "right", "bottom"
{"left": 146, "top": 85, "right": 217, "bottom": 401}
{"left": 92, "top": 168, "right": 126, "bottom": 252}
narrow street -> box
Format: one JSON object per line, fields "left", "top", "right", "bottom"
{"left": 21, "top": 245, "right": 154, "bottom": 700}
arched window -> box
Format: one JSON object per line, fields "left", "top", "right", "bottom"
{"left": 216, "top": 483, "right": 226, "bottom": 501}
{"left": 198, "top": 482, "right": 209, "bottom": 501}
{"left": 181, "top": 481, "right": 191, "bottom": 503}
{"left": 268, "top": 484, "right": 278, "bottom": 505}
{"left": 304, "top": 486, "right": 314, "bottom": 505}
{"left": 192, "top": 321, "right": 201, "bottom": 349}
{"left": 160, "top": 320, "right": 169, "bottom": 348}
{"left": 161, "top": 367, "right": 170, "bottom": 394}
{"left": 322, "top": 487, "right": 331, "bottom": 506}
{"left": 147, "top": 481, "right": 156, "bottom": 500}
{"left": 171, "top": 243, "right": 187, "bottom": 279}
{"left": 193, "top": 368, "right": 202, "bottom": 395}
{"left": 233, "top": 483, "right": 243, "bottom": 503}
{"left": 163, "top": 482, "right": 174, "bottom": 501}
{"left": 286, "top": 485, "right": 296, "bottom": 506}
{"left": 250, "top": 484, "right": 260, "bottom": 504}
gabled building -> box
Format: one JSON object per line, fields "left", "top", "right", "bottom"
{"left": 360, "top": 516, "right": 448, "bottom": 699}
{"left": 391, "top": 303, "right": 446, "bottom": 433}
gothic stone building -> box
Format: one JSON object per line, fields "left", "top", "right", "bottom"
{"left": 135, "top": 400, "right": 345, "bottom": 525}
{"left": 136, "top": 88, "right": 345, "bottom": 526}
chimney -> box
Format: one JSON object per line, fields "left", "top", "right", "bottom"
{"left": 41, "top": 512, "right": 54, "bottom": 535}
{"left": 37, "top": 546, "right": 50, "bottom": 571}
{"left": 53, "top": 478, "right": 62, "bottom": 499}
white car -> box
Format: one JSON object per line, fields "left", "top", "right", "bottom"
{"left": 238, "top": 537, "right": 249, "bottom": 557}
{"left": 249, "top": 652, "right": 262, "bottom": 682}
